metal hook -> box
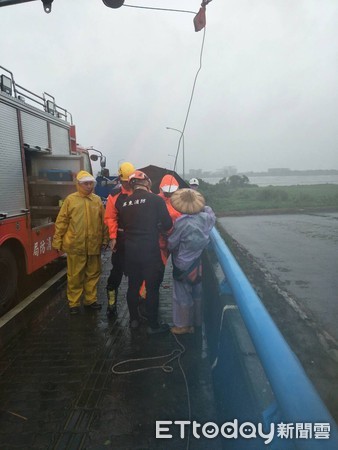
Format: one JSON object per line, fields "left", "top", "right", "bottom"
{"left": 41, "top": 0, "right": 53, "bottom": 13}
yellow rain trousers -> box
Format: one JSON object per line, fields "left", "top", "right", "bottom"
{"left": 52, "top": 181, "right": 109, "bottom": 307}
{"left": 67, "top": 254, "right": 101, "bottom": 307}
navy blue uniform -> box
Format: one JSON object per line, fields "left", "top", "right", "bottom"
{"left": 119, "top": 189, "right": 172, "bottom": 327}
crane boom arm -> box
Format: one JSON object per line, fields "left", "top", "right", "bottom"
{"left": 0, "top": 0, "right": 36, "bottom": 6}
{"left": 0, "top": 0, "right": 53, "bottom": 13}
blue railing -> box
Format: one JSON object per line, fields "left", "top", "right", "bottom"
{"left": 209, "top": 227, "right": 338, "bottom": 450}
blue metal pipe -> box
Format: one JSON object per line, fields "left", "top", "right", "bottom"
{"left": 210, "top": 227, "right": 338, "bottom": 449}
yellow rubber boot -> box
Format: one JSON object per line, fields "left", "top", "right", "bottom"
{"left": 107, "top": 290, "right": 117, "bottom": 316}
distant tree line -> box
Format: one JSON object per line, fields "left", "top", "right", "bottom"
{"left": 243, "top": 169, "right": 338, "bottom": 177}
{"left": 196, "top": 177, "right": 338, "bottom": 215}
{"left": 218, "top": 174, "right": 252, "bottom": 187}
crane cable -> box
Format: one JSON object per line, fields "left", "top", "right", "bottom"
{"left": 123, "top": 1, "right": 212, "bottom": 176}
{"left": 173, "top": 25, "right": 207, "bottom": 175}
{"left": 124, "top": 3, "right": 197, "bottom": 15}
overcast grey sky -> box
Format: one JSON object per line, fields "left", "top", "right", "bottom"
{"left": 1, "top": 0, "right": 338, "bottom": 174}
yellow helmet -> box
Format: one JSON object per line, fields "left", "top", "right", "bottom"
{"left": 118, "top": 162, "right": 135, "bottom": 181}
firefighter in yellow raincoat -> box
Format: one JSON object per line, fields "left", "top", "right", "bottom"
{"left": 52, "top": 170, "right": 109, "bottom": 314}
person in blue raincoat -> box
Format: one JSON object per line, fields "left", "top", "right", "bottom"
{"left": 168, "top": 188, "right": 216, "bottom": 334}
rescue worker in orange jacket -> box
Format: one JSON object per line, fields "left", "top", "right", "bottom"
{"left": 52, "top": 170, "right": 109, "bottom": 314}
{"left": 104, "top": 162, "right": 135, "bottom": 316}
{"left": 158, "top": 174, "right": 182, "bottom": 265}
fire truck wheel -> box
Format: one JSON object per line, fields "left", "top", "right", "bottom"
{"left": 0, "top": 247, "right": 18, "bottom": 309}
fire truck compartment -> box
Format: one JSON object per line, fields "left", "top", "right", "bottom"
{"left": 38, "top": 168, "right": 73, "bottom": 181}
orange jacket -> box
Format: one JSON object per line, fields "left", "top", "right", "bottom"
{"left": 104, "top": 185, "right": 131, "bottom": 239}
{"left": 158, "top": 175, "right": 182, "bottom": 264}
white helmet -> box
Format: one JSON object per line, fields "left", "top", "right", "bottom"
{"left": 189, "top": 178, "right": 199, "bottom": 186}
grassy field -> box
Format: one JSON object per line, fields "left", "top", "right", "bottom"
{"left": 199, "top": 181, "right": 338, "bottom": 215}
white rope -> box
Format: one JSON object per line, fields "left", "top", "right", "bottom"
{"left": 112, "top": 332, "right": 192, "bottom": 449}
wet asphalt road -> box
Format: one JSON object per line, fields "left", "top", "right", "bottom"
{"left": 218, "top": 212, "right": 338, "bottom": 343}
{"left": 0, "top": 255, "right": 221, "bottom": 449}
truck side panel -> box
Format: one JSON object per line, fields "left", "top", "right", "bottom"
{"left": 0, "top": 216, "right": 57, "bottom": 274}
{"left": 29, "top": 222, "right": 59, "bottom": 272}
{"left": 0, "top": 102, "right": 26, "bottom": 215}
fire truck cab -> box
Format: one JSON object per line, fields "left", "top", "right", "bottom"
{"left": 0, "top": 66, "right": 92, "bottom": 311}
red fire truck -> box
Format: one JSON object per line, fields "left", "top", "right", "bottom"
{"left": 0, "top": 66, "right": 95, "bottom": 310}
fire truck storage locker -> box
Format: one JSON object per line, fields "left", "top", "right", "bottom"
{"left": 28, "top": 154, "right": 84, "bottom": 224}
{"left": 0, "top": 101, "right": 26, "bottom": 216}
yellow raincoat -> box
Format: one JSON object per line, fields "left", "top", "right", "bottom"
{"left": 52, "top": 171, "right": 109, "bottom": 308}
{"left": 52, "top": 191, "right": 108, "bottom": 255}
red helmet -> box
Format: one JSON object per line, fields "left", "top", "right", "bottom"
{"left": 128, "top": 170, "right": 151, "bottom": 187}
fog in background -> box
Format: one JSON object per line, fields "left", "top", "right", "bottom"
{"left": 1, "top": 0, "right": 338, "bottom": 175}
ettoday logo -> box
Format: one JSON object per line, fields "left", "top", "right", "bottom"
{"left": 156, "top": 420, "right": 275, "bottom": 444}
{"left": 155, "top": 420, "right": 331, "bottom": 443}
